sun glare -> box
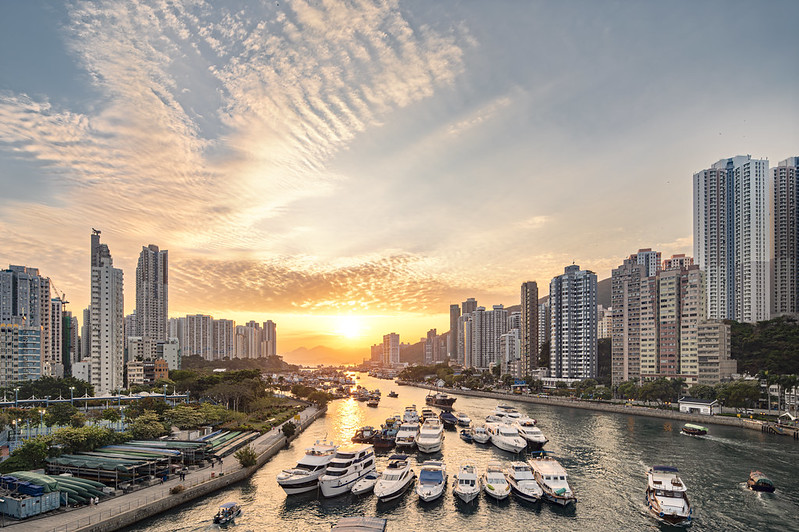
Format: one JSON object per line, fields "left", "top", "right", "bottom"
{"left": 336, "top": 316, "right": 362, "bottom": 339}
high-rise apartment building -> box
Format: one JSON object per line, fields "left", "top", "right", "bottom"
{"left": 461, "top": 298, "right": 477, "bottom": 316}
{"left": 62, "top": 310, "right": 78, "bottom": 376}
{"left": 694, "top": 155, "right": 771, "bottom": 322}
{"left": 772, "top": 157, "right": 799, "bottom": 316}
{"left": 263, "top": 320, "right": 277, "bottom": 356}
{"left": 424, "top": 329, "right": 438, "bottom": 365}
{"left": 0, "top": 265, "right": 52, "bottom": 377}
{"left": 50, "top": 298, "right": 63, "bottom": 377}
{"left": 135, "top": 244, "right": 168, "bottom": 359}
{"left": 382, "top": 333, "right": 400, "bottom": 366}
{"left": 448, "top": 304, "right": 460, "bottom": 360}
{"left": 550, "top": 265, "right": 597, "bottom": 379}
{"left": 697, "top": 321, "right": 736, "bottom": 384}
{"left": 520, "top": 281, "right": 539, "bottom": 377}
{"left": 538, "top": 298, "right": 550, "bottom": 354}
{"left": 213, "top": 319, "right": 236, "bottom": 360}
{"left": 663, "top": 254, "right": 693, "bottom": 271}
{"left": 0, "top": 318, "right": 41, "bottom": 386}
{"left": 184, "top": 314, "right": 213, "bottom": 359}
{"left": 89, "top": 230, "right": 124, "bottom": 395}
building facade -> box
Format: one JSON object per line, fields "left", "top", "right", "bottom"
{"left": 549, "top": 265, "right": 598, "bottom": 379}
{"left": 772, "top": 157, "right": 799, "bottom": 316}
{"left": 135, "top": 244, "right": 168, "bottom": 358}
{"left": 382, "top": 333, "right": 400, "bottom": 366}
{"left": 520, "top": 281, "right": 539, "bottom": 378}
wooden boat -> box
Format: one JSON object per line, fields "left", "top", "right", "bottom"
{"left": 352, "top": 426, "right": 377, "bottom": 443}
{"left": 747, "top": 471, "right": 775, "bottom": 493}
{"left": 681, "top": 423, "right": 708, "bottom": 436}
{"left": 213, "top": 502, "right": 241, "bottom": 525}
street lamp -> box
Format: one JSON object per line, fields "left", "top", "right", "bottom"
{"left": 70, "top": 386, "right": 75, "bottom": 405}
{"left": 14, "top": 387, "right": 19, "bottom": 407}
{"left": 39, "top": 409, "right": 45, "bottom": 430}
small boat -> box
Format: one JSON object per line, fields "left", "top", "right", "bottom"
{"left": 453, "top": 462, "right": 480, "bottom": 503}
{"left": 373, "top": 428, "right": 397, "bottom": 449}
{"left": 486, "top": 422, "right": 527, "bottom": 453}
{"left": 351, "top": 471, "right": 379, "bottom": 495}
{"left": 402, "top": 405, "right": 420, "bottom": 424}
{"left": 213, "top": 502, "right": 241, "bottom": 525}
{"left": 455, "top": 412, "right": 472, "bottom": 426}
{"left": 646, "top": 465, "right": 692, "bottom": 525}
{"left": 506, "top": 461, "right": 543, "bottom": 503}
{"left": 681, "top": 423, "right": 708, "bottom": 436}
{"left": 319, "top": 444, "right": 377, "bottom": 498}
{"left": 332, "top": 517, "right": 387, "bottom": 531}
{"left": 472, "top": 425, "right": 490, "bottom": 444}
{"left": 482, "top": 462, "right": 511, "bottom": 500}
{"left": 426, "top": 391, "right": 457, "bottom": 410}
{"left": 394, "top": 423, "right": 420, "bottom": 450}
{"left": 276, "top": 439, "right": 338, "bottom": 494}
{"left": 530, "top": 454, "right": 576, "bottom": 506}
{"left": 373, "top": 454, "right": 415, "bottom": 502}
{"left": 352, "top": 426, "right": 377, "bottom": 443}
{"left": 747, "top": 471, "right": 775, "bottom": 493}
{"left": 439, "top": 411, "right": 458, "bottom": 429}
{"left": 460, "top": 428, "right": 474, "bottom": 443}
{"left": 388, "top": 391, "right": 399, "bottom": 398}
{"left": 367, "top": 397, "right": 380, "bottom": 407}
{"left": 416, "top": 460, "right": 447, "bottom": 502}
{"left": 415, "top": 417, "right": 445, "bottom": 453}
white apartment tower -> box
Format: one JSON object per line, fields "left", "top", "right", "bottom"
{"left": 184, "top": 314, "right": 213, "bottom": 359}
{"left": 135, "top": 244, "right": 168, "bottom": 358}
{"left": 694, "top": 155, "right": 771, "bottom": 322}
{"left": 89, "top": 230, "right": 124, "bottom": 395}
{"left": 550, "top": 265, "right": 598, "bottom": 379}
{"left": 213, "top": 319, "right": 236, "bottom": 360}
{"left": 382, "top": 333, "right": 400, "bottom": 366}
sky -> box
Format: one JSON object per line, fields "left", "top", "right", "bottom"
{"left": 1, "top": 0, "right": 797, "bottom": 364}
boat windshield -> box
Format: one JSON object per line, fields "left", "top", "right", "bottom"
{"left": 419, "top": 470, "right": 444, "bottom": 483}
{"left": 329, "top": 460, "right": 352, "bottom": 469}
{"left": 382, "top": 473, "right": 403, "bottom": 481}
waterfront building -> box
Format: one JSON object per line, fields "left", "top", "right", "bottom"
{"left": 448, "top": 304, "right": 460, "bottom": 360}
{"left": 135, "top": 245, "right": 168, "bottom": 358}
{"left": 213, "top": 319, "right": 236, "bottom": 360}
{"left": 612, "top": 254, "right": 646, "bottom": 386}
{"left": 696, "top": 321, "right": 736, "bottom": 385}
{"left": 693, "top": 155, "right": 771, "bottom": 322}
{"left": 520, "top": 281, "right": 539, "bottom": 377}
{"left": 382, "top": 333, "right": 400, "bottom": 366}
{"left": 184, "top": 314, "right": 213, "bottom": 359}
{"left": 89, "top": 230, "right": 125, "bottom": 395}
{"left": 538, "top": 297, "right": 550, "bottom": 353}
{"left": 772, "top": 157, "right": 799, "bottom": 316}
{"left": 370, "top": 343, "right": 382, "bottom": 363}
{"left": 500, "top": 328, "right": 521, "bottom": 377}
{"left": 549, "top": 265, "right": 598, "bottom": 379}
{"left": 457, "top": 313, "right": 472, "bottom": 366}
{"left": 0, "top": 318, "right": 42, "bottom": 386}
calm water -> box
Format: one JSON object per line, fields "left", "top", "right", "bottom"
{"left": 126, "top": 374, "right": 799, "bottom": 531}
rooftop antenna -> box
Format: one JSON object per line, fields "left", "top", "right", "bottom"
{"left": 92, "top": 228, "right": 101, "bottom": 235}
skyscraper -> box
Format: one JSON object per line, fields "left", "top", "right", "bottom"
{"left": 772, "top": 157, "right": 799, "bottom": 316}
{"left": 382, "top": 333, "right": 400, "bottom": 366}
{"left": 611, "top": 253, "right": 646, "bottom": 386}
{"left": 693, "top": 155, "right": 770, "bottom": 322}
{"left": 89, "top": 230, "right": 124, "bottom": 394}
{"left": 520, "top": 281, "right": 539, "bottom": 377}
{"left": 135, "top": 244, "right": 168, "bottom": 358}
{"left": 213, "top": 319, "right": 236, "bottom": 360}
{"left": 184, "top": 314, "right": 213, "bottom": 359}
{"left": 461, "top": 298, "right": 477, "bottom": 316}
{"left": 0, "top": 265, "right": 52, "bottom": 378}
{"left": 263, "top": 320, "right": 277, "bottom": 356}
{"left": 550, "top": 265, "right": 597, "bottom": 379}
{"left": 448, "top": 304, "right": 460, "bottom": 360}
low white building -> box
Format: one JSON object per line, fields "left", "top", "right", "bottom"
{"left": 678, "top": 397, "right": 719, "bottom": 415}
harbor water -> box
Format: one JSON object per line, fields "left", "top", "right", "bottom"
{"left": 125, "top": 374, "right": 799, "bottom": 531}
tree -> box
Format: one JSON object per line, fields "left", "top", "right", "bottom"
{"left": 234, "top": 445, "right": 257, "bottom": 467}
{"left": 282, "top": 421, "right": 296, "bottom": 439}
{"left": 538, "top": 341, "right": 550, "bottom": 368}
{"left": 618, "top": 381, "right": 638, "bottom": 400}
{"left": 101, "top": 408, "right": 121, "bottom": 422}
{"left": 45, "top": 403, "right": 78, "bottom": 427}
{"left": 163, "top": 405, "right": 205, "bottom": 429}
{"left": 307, "top": 391, "right": 333, "bottom": 407}
{"left": 128, "top": 411, "right": 168, "bottom": 440}
{"left": 687, "top": 384, "right": 716, "bottom": 400}
{"left": 69, "top": 412, "right": 86, "bottom": 428}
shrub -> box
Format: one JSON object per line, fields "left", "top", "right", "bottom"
{"left": 281, "top": 421, "right": 296, "bottom": 439}
{"left": 234, "top": 445, "right": 257, "bottom": 468}
{"left": 170, "top": 485, "right": 185, "bottom": 495}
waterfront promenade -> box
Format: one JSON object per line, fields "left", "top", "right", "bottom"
{"left": 5, "top": 405, "right": 324, "bottom": 532}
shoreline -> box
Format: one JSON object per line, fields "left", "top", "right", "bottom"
{"left": 9, "top": 404, "right": 326, "bottom": 532}
{"left": 402, "top": 381, "right": 769, "bottom": 432}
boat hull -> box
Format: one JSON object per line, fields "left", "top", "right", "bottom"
{"left": 376, "top": 476, "right": 415, "bottom": 503}
{"left": 509, "top": 481, "right": 541, "bottom": 503}
{"left": 454, "top": 488, "right": 480, "bottom": 503}
{"left": 490, "top": 438, "right": 526, "bottom": 453}
{"left": 646, "top": 491, "right": 691, "bottom": 525}
{"left": 747, "top": 482, "right": 775, "bottom": 493}
{"left": 416, "top": 440, "right": 442, "bottom": 453}
{"left": 277, "top": 475, "right": 322, "bottom": 495}
{"left": 417, "top": 484, "right": 445, "bottom": 502}
{"left": 320, "top": 467, "right": 376, "bottom": 498}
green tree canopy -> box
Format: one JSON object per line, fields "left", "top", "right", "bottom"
{"left": 45, "top": 403, "right": 78, "bottom": 427}
{"left": 128, "top": 411, "right": 168, "bottom": 440}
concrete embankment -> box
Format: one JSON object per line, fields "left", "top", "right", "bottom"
{"left": 405, "top": 382, "right": 765, "bottom": 432}
{"left": 15, "top": 405, "right": 326, "bottom": 532}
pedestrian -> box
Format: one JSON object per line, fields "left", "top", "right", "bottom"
{"left": 211, "top": 460, "right": 214, "bottom": 469}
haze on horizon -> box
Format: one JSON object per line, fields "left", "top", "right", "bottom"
{"left": 1, "top": 1, "right": 797, "bottom": 364}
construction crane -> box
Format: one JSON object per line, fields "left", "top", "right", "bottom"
{"left": 51, "top": 282, "right": 69, "bottom": 308}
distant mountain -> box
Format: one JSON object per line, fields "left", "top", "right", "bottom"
{"left": 281, "top": 345, "right": 365, "bottom": 366}
{"left": 597, "top": 277, "right": 611, "bottom": 308}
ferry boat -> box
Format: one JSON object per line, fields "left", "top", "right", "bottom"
{"left": 453, "top": 462, "right": 481, "bottom": 503}
{"left": 394, "top": 423, "right": 420, "bottom": 450}
{"left": 213, "top": 502, "right": 241, "bottom": 525}
{"left": 681, "top": 423, "right": 708, "bottom": 436}
{"left": 645, "top": 465, "right": 692, "bottom": 525}
{"left": 374, "top": 454, "right": 415, "bottom": 502}
{"left": 415, "top": 417, "right": 445, "bottom": 453}
{"left": 530, "top": 454, "right": 576, "bottom": 506}
{"left": 482, "top": 462, "right": 511, "bottom": 500}
{"left": 416, "top": 460, "right": 447, "bottom": 502}
{"left": 426, "top": 391, "right": 457, "bottom": 410}
{"left": 319, "top": 444, "right": 377, "bottom": 497}
{"left": 486, "top": 422, "right": 527, "bottom": 453}
{"left": 747, "top": 470, "right": 775, "bottom": 493}
{"left": 276, "top": 439, "right": 337, "bottom": 494}
{"left": 506, "top": 461, "right": 543, "bottom": 503}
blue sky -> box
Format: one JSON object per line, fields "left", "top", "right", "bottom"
{"left": 0, "top": 0, "right": 797, "bottom": 355}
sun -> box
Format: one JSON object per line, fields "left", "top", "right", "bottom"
{"left": 336, "top": 315, "right": 362, "bottom": 339}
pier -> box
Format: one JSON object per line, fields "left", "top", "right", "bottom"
{"left": 4, "top": 404, "right": 326, "bottom": 532}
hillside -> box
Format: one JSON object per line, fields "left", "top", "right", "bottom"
{"left": 730, "top": 316, "right": 799, "bottom": 375}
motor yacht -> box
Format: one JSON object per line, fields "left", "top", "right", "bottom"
{"left": 351, "top": 471, "right": 379, "bottom": 496}
{"left": 276, "top": 439, "right": 338, "bottom": 495}
{"left": 513, "top": 419, "right": 548, "bottom": 451}
{"left": 505, "top": 461, "right": 543, "bottom": 503}
{"left": 455, "top": 412, "right": 472, "bottom": 426}
{"left": 416, "top": 417, "right": 445, "bottom": 453}
{"left": 319, "top": 444, "right": 377, "bottom": 497}
{"left": 453, "top": 462, "right": 481, "bottom": 503}
{"left": 482, "top": 462, "right": 511, "bottom": 500}
{"left": 486, "top": 422, "right": 527, "bottom": 453}
{"left": 373, "top": 454, "right": 415, "bottom": 502}
{"left": 530, "top": 455, "right": 576, "bottom": 506}
{"left": 394, "top": 423, "right": 420, "bottom": 450}
{"left": 421, "top": 407, "right": 437, "bottom": 421}
{"left": 472, "top": 425, "right": 490, "bottom": 444}
{"left": 425, "top": 391, "right": 457, "bottom": 410}
{"left": 402, "top": 405, "right": 420, "bottom": 424}
{"left": 416, "top": 460, "right": 447, "bottom": 502}
{"left": 439, "top": 411, "right": 458, "bottom": 429}
{"left": 646, "top": 465, "right": 692, "bottom": 525}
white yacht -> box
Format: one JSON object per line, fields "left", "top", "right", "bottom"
{"left": 530, "top": 455, "right": 575, "bottom": 506}
{"left": 276, "top": 439, "right": 337, "bottom": 495}
{"left": 421, "top": 407, "right": 437, "bottom": 421}
{"left": 486, "top": 422, "right": 527, "bottom": 453}
{"left": 319, "top": 444, "right": 377, "bottom": 497}
{"left": 394, "top": 422, "right": 420, "bottom": 450}
{"left": 416, "top": 460, "right": 447, "bottom": 502}
{"left": 513, "top": 419, "right": 548, "bottom": 451}
{"left": 453, "top": 462, "right": 481, "bottom": 503}
{"left": 415, "top": 417, "right": 444, "bottom": 453}
{"left": 351, "top": 471, "right": 379, "bottom": 496}
{"left": 402, "top": 405, "right": 420, "bottom": 424}
{"left": 472, "top": 425, "right": 490, "bottom": 444}
{"left": 505, "top": 461, "right": 543, "bottom": 503}
{"left": 646, "top": 465, "right": 692, "bottom": 525}
{"left": 373, "top": 454, "right": 415, "bottom": 502}
{"left": 482, "top": 462, "right": 511, "bottom": 500}
{"left": 455, "top": 412, "right": 472, "bottom": 426}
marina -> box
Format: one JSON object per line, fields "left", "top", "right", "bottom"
{"left": 124, "top": 373, "right": 799, "bottom": 531}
